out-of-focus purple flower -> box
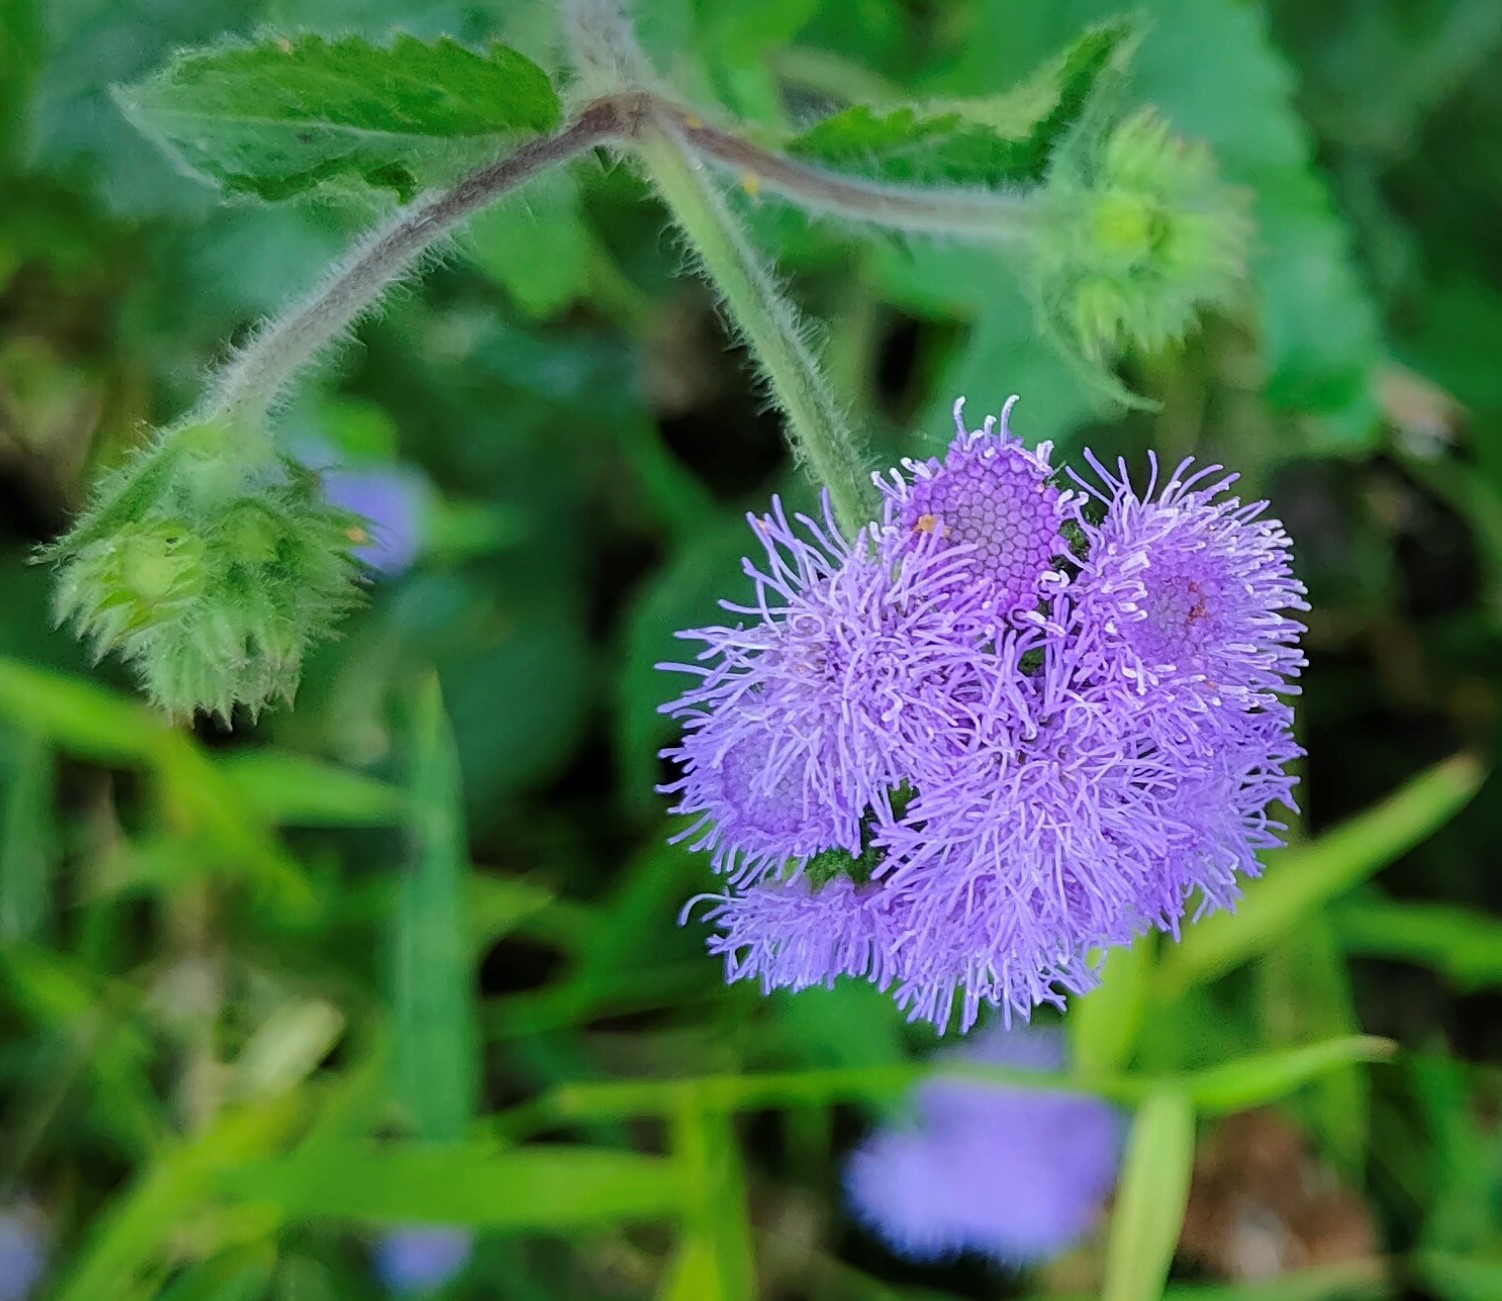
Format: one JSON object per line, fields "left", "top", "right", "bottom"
{"left": 321, "top": 466, "right": 425, "bottom": 577}
{"left": 0, "top": 1204, "right": 47, "bottom": 1301}
{"left": 661, "top": 395, "right": 1306, "bottom": 1033}
{"left": 877, "top": 398, "right": 1068, "bottom": 622}
{"left": 373, "top": 1226, "right": 472, "bottom": 1295}
{"left": 660, "top": 494, "right": 996, "bottom": 884}
{"left": 844, "top": 1024, "right": 1124, "bottom": 1266}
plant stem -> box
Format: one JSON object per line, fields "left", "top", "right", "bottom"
{"left": 203, "top": 96, "right": 639, "bottom": 420}
{"left": 636, "top": 115, "right": 874, "bottom": 532}
{"left": 661, "top": 102, "right": 1041, "bottom": 242}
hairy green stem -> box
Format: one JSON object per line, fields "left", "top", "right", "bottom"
{"left": 203, "top": 97, "right": 638, "bottom": 420}
{"left": 636, "top": 116, "right": 873, "bottom": 531}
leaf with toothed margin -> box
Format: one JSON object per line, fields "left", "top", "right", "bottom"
{"left": 114, "top": 33, "right": 561, "bottom": 202}
{"left": 784, "top": 19, "right": 1135, "bottom": 188}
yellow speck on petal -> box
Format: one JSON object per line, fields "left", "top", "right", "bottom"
{"left": 915, "top": 514, "right": 940, "bottom": 534}
{"left": 346, "top": 526, "right": 368, "bottom": 545}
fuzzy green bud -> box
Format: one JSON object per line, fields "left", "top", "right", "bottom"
{"left": 1036, "top": 108, "right": 1250, "bottom": 370}
{"left": 45, "top": 419, "right": 364, "bottom": 721}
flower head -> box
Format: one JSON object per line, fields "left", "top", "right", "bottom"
{"left": 844, "top": 1024, "right": 1124, "bottom": 1266}
{"left": 373, "top": 1226, "right": 472, "bottom": 1295}
{"left": 877, "top": 398, "right": 1068, "bottom": 622}
{"left": 662, "top": 397, "right": 1305, "bottom": 1033}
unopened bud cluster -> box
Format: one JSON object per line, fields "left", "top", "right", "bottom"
{"left": 47, "top": 419, "right": 364, "bottom": 720}
{"left": 1036, "top": 109, "right": 1250, "bottom": 365}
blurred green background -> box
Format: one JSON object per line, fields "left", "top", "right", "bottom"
{"left": 2, "top": 0, "right": 1502, "bottom": 1297}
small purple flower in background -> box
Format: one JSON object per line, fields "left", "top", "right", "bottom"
{"left": 321, "top": 465, "right": 425, "bottom": 577}
{"left": 0, "top": 1202, "right": 47, "bottom": 1301}
{"left": 660, "top": 395, "right": 1306, "bottom": 1032}
{"left": 844, "top": 1024, "right": 1124, "bottom": 1266}
{"left": 373, "top": 1226, "right": 473, "bottom": 1295}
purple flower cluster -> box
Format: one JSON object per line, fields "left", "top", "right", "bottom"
{"left": 663, "top": 398, "right": 1306, "bottom": 1032}
{"left": 844, "top": 1023, "right": 1124, "bottom": 1266}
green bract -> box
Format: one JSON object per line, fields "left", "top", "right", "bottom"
{"left": 46, "top": 421, "right": 363, "bottom": 721}
{"left": 1036, "top": 108, "right": 1250, "bottom": 366}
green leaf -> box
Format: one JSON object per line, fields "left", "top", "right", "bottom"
{"left": 216, "top": 750, "right": 406, "bottom": 827}
{"left": 1412, "top": 1253, "right": 1502, "bottom": 1301}
{"left": 1070, "top": 935, "right": 1155, "bottom": 1075}
{"left": 115, "top": 33, "right": 561, "bottom": 201}
{"left": 220, "top": 1142, "right": 685, "bottom": 1229}
{"left": 52, "top": 1098, "right": 306, "bottom": 1301}
{"left": 464, "top": 168, "right": 594, "bottom": 318}
{"left": 787, "top": 20, "right": 1133, "bottom": 187}
{"left": 1157, "top": 752, "right": 1485, "bottom": 995}
{"left": 0, "top": 656, "right": 171, "bottom": 765}
{"left": 1255, "top": 919, "right": 1368, "bottom": 1176}
{"left": 1331, "top": 897, "right": 1502, "bottom": 990}
{"left": 393, "top": 673, "right": 480, "bottom": 1141}
{"left": 665, "top": 1102, "right": 755, "bottom": 1301}
{"left": 1100, "top": 1090, "right": 1196, "bottom": 1301}
{"left": 0, "top": 732, "right": 57, "bottom": 941}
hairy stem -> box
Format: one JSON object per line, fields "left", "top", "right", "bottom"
{"left": 635, "top": 115, "right": 873, "bottom": 532}
{"left": 203, "top": 96, "right": 641, "bottom": 420}
{"left": 661, "top": 102, "right": 1041, "bottom": 241}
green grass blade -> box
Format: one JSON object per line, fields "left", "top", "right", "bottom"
{"left": 525, "top": 1035, "right": 1392, "bottom": 1124}
{"left": 1101, "top": 1090, "right": 1196, "bottom": 1301}
{"left": 51, "top": 1098, "right": 305, "bottom": 1301}
{"left": 1330, "top": 897, "right": 1502, "bottom": 990}
{"left": 1071, "top": 934, "right": 1156, "bottom": 1074}
{"left": 219, "top": 1142, "right": 685, "bottom": 1229}
{"left": 394, "top": 672, "right": 480, "bottom": 1140}
{"left": 216, "top": 750, "right": 407, "bottom": 827}
{"left": 664, "top": 1099, "right": 756, "bottom": 1301}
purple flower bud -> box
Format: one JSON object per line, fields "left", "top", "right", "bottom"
{"left": 844, "top": 1024, "right": 1124, "bottom": 1266}
{"left": 373, "top": 1226, "right": 472, "bottom": 1295}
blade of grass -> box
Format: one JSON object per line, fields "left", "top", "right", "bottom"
{"left": 1101, "top": 1090, "right": 1196, "bottom": 1301}
{"left": 515, "top": 1035, "right": 1393, "bottom": 1126}
{"left": 394, "top": 672, "right": 480, "bottom": 1141}
{"left": 1330, "top": 897, "right": 1502, "bottom": 990}
{"left": 664, "top": 1097, "right": 755, "bottom": 1301}
{"left": 51, "top": 1097, "right": 306, "bottom": 1301}
{"left": 1071, "top": 934, "right": 1157, "bottom": 1074}
{"left": 219, "top": 1142, "right": 685, "bottom": 1229}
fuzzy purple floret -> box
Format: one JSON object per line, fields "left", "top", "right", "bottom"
{"left": 659, "top": 494, "right": 997, "bottom": 883}
{"left": 661, "top": 398, "right": 1306, "bottom": 1033}
{"left": 877, "top": 396, "right": 1068, "bottom": 623}
{"left": 843, "top": 1024, "right": 1124, "bottom": 1266}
